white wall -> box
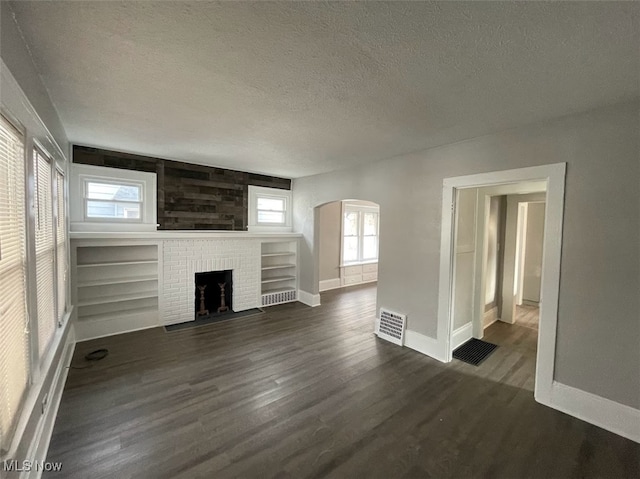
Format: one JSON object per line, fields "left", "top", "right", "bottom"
{"left": 1, "top": 2, "right": 68, "bottom": 154}
{"left": 293, "top": 101, "right": 640, "bottom": 409}
{"left": 484, "top": 196, "right": 503, "bottom": 307}
{"left": 522, "top": 202, "right": 545, "bottom": 303}
{"left": 502, "top": 192, "right": 546, "bottom": 323}
{"left": 318, "top": 201, "right": 341, "bottom": 281}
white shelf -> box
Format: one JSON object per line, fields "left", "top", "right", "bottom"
{"left": 261, "top": 275, "right": 296, "bottom": 284}
{"left": 78, "top": 291, "right": 158, "bottom": 307}
{"left": 78, "top": 275, "right": 158, "bottom": 288}
{"left": 78, "top": 306, "right": 158, "bottom": 323}
{"left": 260, "top": 239, "right": 298, "bottom": 305}
{"left": 73, "top": 243, "right": 161, "bottom": 324}
{"left": 261, "top": 286, "right": 297, "bottom": 294}
{"left": 261, "top": 252, "right": 295, "bottom": 258}
{"left": 261, "top": 263, "right": 296, "bottom": 271}
{"left": 77, "top": 259, "right": 158, "bottom": 268}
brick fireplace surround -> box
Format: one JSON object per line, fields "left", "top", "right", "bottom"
{"left": 162, "top": 238, "right": 260, "bottom": 325}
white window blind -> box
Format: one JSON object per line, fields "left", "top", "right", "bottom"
{"left": 34, "top": 148, "right": 56, "bottom": 357}
{"left": 343, "top": 210, "right": 359, "bottom": 263}
{"left": 56, "top": 169, "right": 66, "bottom": 324}
{"left": 0, "top": 115, "right": 29, "bottom": 454}
{"left": 362, "top": 212, "right": 379, "bottom": 260}
{"left": 257, "top": 196, "right": 286, "bottom": 224}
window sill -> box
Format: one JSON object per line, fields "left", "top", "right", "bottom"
{"left": 247, "top": 224, "right": 293, "bottom": 233}
{"left": 340, "top": 260, "right": 378, "bottom": 267}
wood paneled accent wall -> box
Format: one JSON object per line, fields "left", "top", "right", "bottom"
{"left": 73, "top": 146, "right": 291, "bottom": 230}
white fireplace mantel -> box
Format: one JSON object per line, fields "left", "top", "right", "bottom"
{"left": 70, "top": 231, "right": 302, "bottom": 240}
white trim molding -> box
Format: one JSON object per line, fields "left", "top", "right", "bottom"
{"left": 21, "top": 325, "right": 75, "bottom": 479}
{"left": 483, "top": 307, "right": 499, "bottom": 329}
{"left": 403, "top": 329, "right": 448, "bottom": 363}
{"left": 319, "top": 278, "right": 342, "bottom": 292}
{"left": 0, "top": 59, "right": 66, "bottom": 166}
{"left": 298, "top": 290, "right": 321, "bottom": 307}
{"left": 540, "top": 382, "right": 640, "bottom": 444}
{"left": 69, "top": 163, "right": 157, "bottom": 232}
{"left": 248, "top": 185, "right": 293, "bottom": 233}
{"left": 437, "top": 163, "right": 566, "bottom": 408}
{"left": 451, "top": 323, "right": 473, "bottom": 351}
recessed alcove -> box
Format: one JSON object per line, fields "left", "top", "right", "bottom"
{"left": 194, "top": 270, "right": 233, "bottom": 319}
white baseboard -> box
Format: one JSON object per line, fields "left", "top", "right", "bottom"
{"left": 298, "top": 290, "right": 321, "bottom": 307}
{"left": 22, "top": 326, "right": 76, "bottom": 479}
{"left": 403, "top": 329, "right": 448, "bottom": 363}
{"left": 74, "top": 311, "right": 159, "bottom": 341}
{"left": 451, "top": 323, "right": 473, "bottom": 350}
{"left": 319, "top": 278, "right": 342, "bottom": 292}
{"left": 537, "top": 381, "right": 640, "bottom": 444}
{"left": 484, "top": 317, "right": 499, "bottom": 329}
{"left": 483, "top": 307, "right": 498, "bottom": 328}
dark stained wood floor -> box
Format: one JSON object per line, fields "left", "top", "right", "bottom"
{"left": 46, "top": 284, "right": 639, "bottom": 478}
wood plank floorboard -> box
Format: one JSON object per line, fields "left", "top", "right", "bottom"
{"left": 515, "top": 304, "right": 540, "bottom": 331}
{"left": 45, "top": 283, "right": 639, "bottom": 478}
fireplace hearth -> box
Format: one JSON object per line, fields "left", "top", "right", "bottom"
{"left": 195, "top": 270, "right": 233, "bottom": 319}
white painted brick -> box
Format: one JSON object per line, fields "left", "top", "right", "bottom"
{"left": 161, "top": 237, "right": 264, "bottom": 325}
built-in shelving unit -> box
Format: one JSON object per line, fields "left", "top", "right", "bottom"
{"left": 74, "top": 244, "right": 159, "bottom": 332}
{"left": 261, "top": 240, "right": 298, "bottom": 306}
{"left": 70, "top": 232, "right": 302, "bottom": 339}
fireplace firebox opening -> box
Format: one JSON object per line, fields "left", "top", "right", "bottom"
{"left": 194, "top": 270, "right": 233, "bottom": 319}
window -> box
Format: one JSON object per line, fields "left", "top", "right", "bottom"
{"left": 70, "top": 164, "right": 157, "bottom": 232}
{"left": 34, "top": 148, "right": 56, "bottom": 357}
{"left": 84, "top": 180, "right": 143, "bottom": 220}
{"left": 56, "top": 169, "right": 67, "bottom": 324}
{"left": 2, "top": 65, "right": 71, "bottom": 459}
{"left": 248, "top": 186, "right": 292, "bottom": 232}
{"left": 257, "top": 196, "right": 286, "bottom": 224}
{"left": 0, "top": 115, "right": 29, "bottom": 454}
{"left": 341, "top": 203, "right": 380, "bottom": 265}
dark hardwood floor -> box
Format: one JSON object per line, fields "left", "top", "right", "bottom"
{"left": 46, "top": 284, "right": 639, "bottom": 478}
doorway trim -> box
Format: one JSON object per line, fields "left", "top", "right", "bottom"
{"left": 436, "top": 163, "right": 566, "bottom": 405}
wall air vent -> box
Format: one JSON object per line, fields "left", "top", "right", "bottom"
{"left": 377, "top": 308, "right": 406, "bottom": 346}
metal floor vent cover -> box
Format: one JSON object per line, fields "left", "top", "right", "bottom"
{"left": 453, "top": 338, "right": 498, "bottom": 366}
{"left": 262, "top": 289, "right": 296, "bottom": 306}
{"left": 377, "top": 308, "right": 406, "bottom": 346}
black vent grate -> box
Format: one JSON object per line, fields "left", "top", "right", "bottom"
{"left": 453, "top": 338, "right": 498, "bottom": 366}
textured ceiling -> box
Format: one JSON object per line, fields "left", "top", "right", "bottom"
{"left": 7, "top": 1, "right": 639, "bottom": 178}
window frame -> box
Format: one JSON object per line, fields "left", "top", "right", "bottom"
{"left": 55, "top": 167, "right": 67, "bottom": 326}
{"left": 340, "top": 202, "right": 380, "bottom": 266}
{"left": 69, "top": 163, "right": 157, "bottom": 232}
{"left": 248, "top": 185, "right": 292, "bottom": 232}
{"left": 33, "top": 145, "right": 57, "bottom": 359}
{"left": 1, "top": 65, "right": 71, "bottom": 462}
{"left": 0, "top": 112, "right": 29, "bottom": 456}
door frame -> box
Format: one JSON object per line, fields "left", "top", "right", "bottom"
{"left": 515, "top": 202, "right": 530, "bottom": 307}
{"left": 437, "top": 163, "right": 566, "bottom": 404}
